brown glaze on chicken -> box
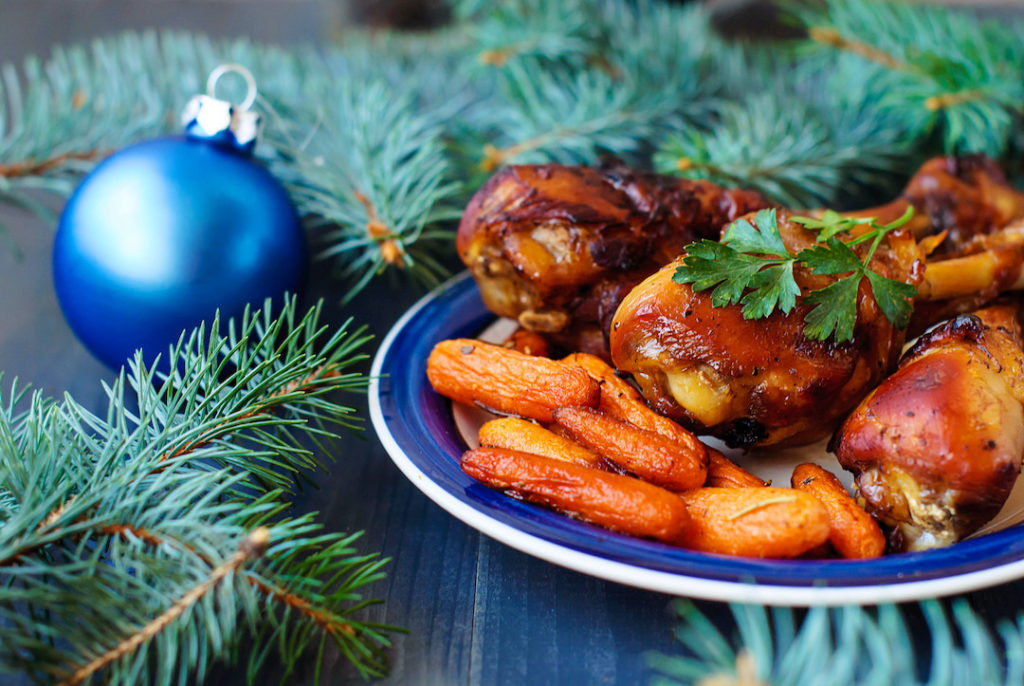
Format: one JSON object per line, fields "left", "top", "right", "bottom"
{"left": 832, "top": 304, "right": 1024, "bottom": 551}
{"left": 900, "top": 155, "right": 1024, "bottom": 250}
{"left": 607, "top": 155, "right": 1024, "bottom": 448}
{"left": 609, "top": 211, "right": 925, "bottom": 448}
{"left": 457, "top": 164, "right": 767, "bottom": 356}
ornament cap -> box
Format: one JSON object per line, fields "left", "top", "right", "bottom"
{"left": 182, "top": 64, "right": 261, "bottom": 155}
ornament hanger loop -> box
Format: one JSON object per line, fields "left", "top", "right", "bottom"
{"left": 206, "top": 64, "right": 257, "bottom": 111}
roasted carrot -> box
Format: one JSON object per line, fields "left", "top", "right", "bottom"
{"left": 678, "top": 487, "right": 830, "bottom": 558}
{"left": 552, "top": 406, "right": 707, "bottom": 491}
{"left": 504, "top": 328, "right": 551, "bottom": 357}
{"left": 478, "top": 417, "right": 605, "bottom": 469}
{"left": 426, "top": 339, "right": 599, "bottom": 422}
{"left": 791, "top": 463, "right": 886, "bottom": 559}
{"left": 461, "top": 447, "right": 690, "bottom": 544}
{"left": 706, "top": 448, "right": 769, "bottom": 489}
{"left": 563, "top": 352, "right": 645, "bottom": 407}
{"left": 563, "top": 352, "right": 708, "bottom": 469}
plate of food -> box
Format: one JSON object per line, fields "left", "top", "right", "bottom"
{"left": 369, "top": 159, "right": 1024, "bottom": 605}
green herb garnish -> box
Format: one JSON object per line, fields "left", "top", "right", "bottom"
{"left": 673, "top": 206, "right": 917, "bottom": 343}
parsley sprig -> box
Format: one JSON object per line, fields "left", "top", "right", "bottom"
{"left": 672, "top": 207, "right": 917, "bottom": 343}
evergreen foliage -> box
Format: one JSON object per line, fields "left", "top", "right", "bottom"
{"left": 3, "top": 0, "right": 1024, "bottom": 284}
{"left": 0, "top": 299, "right": 396, "bottom": 683}
{"left": 649, "top": 599, "right": 1024, "bottom": 686}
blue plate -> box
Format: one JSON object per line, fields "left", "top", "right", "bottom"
{"left": 369, "top": 272, "right": 1024, "bottom": 605}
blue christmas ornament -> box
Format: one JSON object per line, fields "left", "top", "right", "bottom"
{"left": 53, "top": 65, "right": 306, "bottom": 369}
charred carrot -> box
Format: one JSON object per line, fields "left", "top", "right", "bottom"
{"left": 461, "top": 447, "right": 690, "bottom": 544}
{"left": 553, "top": 406, "right": 707, "bottom": 491}
{"left": 563, "top": 352, "right": 645, "bottom": 407}
{"left": 478, "top": 417, "right": 605, "bottom": 469}
{"left": 706, "top": 448, "right": 769, "bottom": 489}
{"left": 427, "top": 339, "right": 599, "bottom": 422}
{"left": 563, "top": 352, "right": 708, "bottom": 467}
{"left": 678, "top": 487, "right": 830, "bottom": 558}
{"left": 791, "top": 463, "right": 886, "bottom": 559}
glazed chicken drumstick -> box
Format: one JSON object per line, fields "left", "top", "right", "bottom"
{"left": 459, "top": 156, "right": 1024, "bottom": 358}
{"left": 832, "top": 302, "right": 1024, "bottom": 552}
{"left": 609, "top": 158, "right": 1024, "bottom": 448}
{"left": 457, "top": 163, "right": 767, "bottom": 356}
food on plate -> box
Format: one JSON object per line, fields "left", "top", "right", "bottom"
{"left": 610, "top": 159, "right": 1024, "bottom": 449}
{"left": 609, "top": 208, "right": 924, "bottom": 448}
{"left": 677, "top": 487, "right": 830, "bottom": 558}
{"left": 457, "top": 163, "right": 767, "bottom": 357}
{"left": 706, "top": 449, "right": 769, "bottom": 489}
{"left": 460, "top": 447, "right": 692, "bottom": 544}
{"left": 894, "top": 155, "right": 1024, "bottom": 254}
{"left": 503, "top": 327, "right": 551, "bottom": 357}
{"left": 426, "top": 338, "right": 599, "bottom": 422}
{"left": 478, "top": 416, "right": 605, "bottom": 469}
{"left": 791, "top": 462, "right": 885, "bottom": 559}
{"left": 552, "top": 406, "right": 708, "bottom": 491}
{"left": 832, "top": 302, "right": 1024, "bottom": 551}
{"left": 561, "top": 351, "right": 707, "bottom": 461}
{"left": 433, "top": 155, "right": 1024, "bottom": 559}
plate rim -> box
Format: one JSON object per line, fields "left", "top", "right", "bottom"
{"left": 368, "top": 271, "right": 1024, "bottom": 606}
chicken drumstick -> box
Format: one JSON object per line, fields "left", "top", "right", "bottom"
{"left": 608, "top": 159, "right": 1024, "bottom": 448}
{"left": 457, "top": 163, "right": 767, "bottom": 356}
{"left": 832, "top": 302, "right": 1024, "bottom": 551}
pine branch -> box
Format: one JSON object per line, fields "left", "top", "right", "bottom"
{"left": 266, "top": 78, "right": 464, "bottom": 300}
{"left": 791, "top": 0, "right": 1024, "bottom": 157}
{"left": 0, "top": 299, "right": 395, "bottom": 683}
{"left": 648, "top": 599, "right": 1024, "bottom": 685}
{"left": 654, "top": 85, "right": 913, "bottom": 209}
{"left": 0, "top": 149, "right": 110, "bottom": 179}
{"left": 59, "top": 527, "right": 271, "bottom": 686}
{"left": 465, "top": 1, "right": 721, "bottom": 173}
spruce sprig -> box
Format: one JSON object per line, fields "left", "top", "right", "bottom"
{"left": 266, "top": 78, "right": 464, "bottom": 301}
{"left": 673, "top": 207, "right": 916, "bottom": 342}
{"left": 793, "top": 0, "right": 1024, "bottom": 157}
{"left": 472, "top": 1, "right": 719, "bottom": 173}
{"left": 654, "top": 88, "right": 912, "bottom": 208}
{"left": 648, "top": 599, "right": 1024, "bottom": 686}
{"left": 0, "top": 299, "right": 396, "bottom": 683}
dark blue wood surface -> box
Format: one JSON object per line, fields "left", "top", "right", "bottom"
{"left": 4, "top": 5, "right": 1024, "bottom": 683}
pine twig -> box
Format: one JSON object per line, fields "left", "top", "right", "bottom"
{"left": 806, "top": 26, "right": 906, "bottom": 71}
{"left": 0, "top": 149, "right": 109, "bottom": 178}
{"left": 159, "top": 362, "right": 343, "bottom": 464}
{"left": 0, "top": 299, "right": 390, "bottom": 682}
{"left": 924, "top": 89, "right": 989, "bottom": 112}
{"left": 58, "top": 527, "right": 271, "bottom": 686}
{"left": 0, "top": 355, "right": 348, "bottom": 570}
{"left": 793, "top": 0, "right": 1024, "bottom": 156}
{"left": 99, "top": 521, "right": 363, "bottom": 639}
{"left": 245, "top": 575, "right": 357, "bottom": 638}
{"left": 102, "top": 521, "right": 363, "bottom": 640}
{"left": 352, "top": 189, "right": 405, "bottom": 267}
{"left": 649, "top": 599, "right": 1024, "bottom": 685}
